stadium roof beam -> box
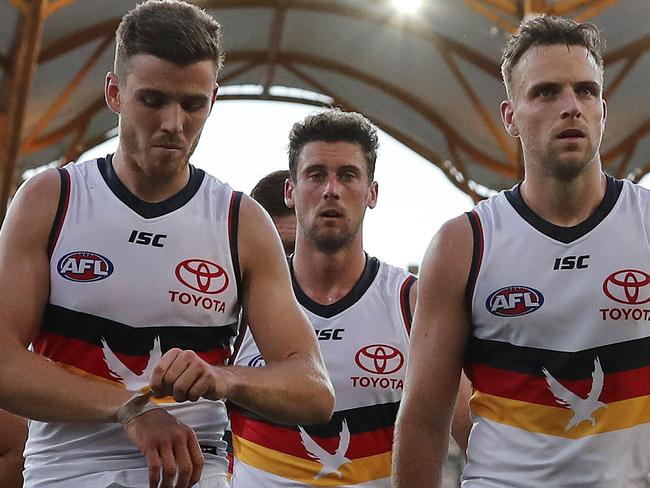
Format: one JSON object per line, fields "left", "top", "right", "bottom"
{"left": 258, "top": 50, "right": 514, "bottom": 200}
{"left": 261, "top": 2, "right": 288, "bottom": 97}
{"left": 463, "top": 0, "right": 619, "bottom": 30}
{"left": 0, "top": 0, "right": 47, "bottom": 220}
{"left": 3, "top": 0, "right": 645, "bottom": 212}
{"left": 22, "top": 33, "right": 113, "bottom": 150}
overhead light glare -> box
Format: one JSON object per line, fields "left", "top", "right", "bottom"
{"left": 392, "top": 0, "right": 423, "bottom": 14}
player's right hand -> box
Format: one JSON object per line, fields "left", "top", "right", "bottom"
{"left": 122, "top": 408, "right": 204, "bottom": 488}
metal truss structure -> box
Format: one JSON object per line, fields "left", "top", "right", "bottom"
{"left": 1, "top": 0, "right": 648, "bottom": 220}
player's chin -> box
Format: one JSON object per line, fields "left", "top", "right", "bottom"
{"left": 546, "top": 154, "right": 595, "bottom": 180}
{"left": 314, "top": 233, "right": 352, "bottom": 253}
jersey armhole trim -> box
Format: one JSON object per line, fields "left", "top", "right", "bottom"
{"left": 466, "top": 210, "right": 484, "bottom": 309}
{"left": 228, "top": 317, "right": 248, "bottom": 366}
{"left": 399, "top": 275, "right": 417, "bottom": 335}
{"left": 228, "top": 191, "right": 243, "bottom": 302}
{"left": 47, "top": 168, "right": 71, "bottom": 258}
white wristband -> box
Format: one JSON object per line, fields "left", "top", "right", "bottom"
{"left": 115, "top": 391, "right": 160, "bottom": 426}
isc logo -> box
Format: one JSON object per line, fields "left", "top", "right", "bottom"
{"left": 128, "top": 230, "right": 167, "bottom": 248}
{"left": 553, "top": 255, "right": 590, "bottom": 270}
{"left": 316, "top": 328, "right": 344, "bottom": 341}
{"left": 486, "top": 285, "right": 544, "bottom": 317}
{"left": 57, "top": 251, "right": 114, "bottom": 282}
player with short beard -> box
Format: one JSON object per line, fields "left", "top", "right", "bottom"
{"left": 230, "top": 108, "right": 471, "bottom": 487}
{"left": 0, "top": 2, "right": 333, "bottom": 487}
{"left": 394, "top": 15, "right": 650, "bottom": 488}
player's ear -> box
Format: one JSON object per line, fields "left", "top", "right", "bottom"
{"left": 367, "top": 181, "right": 378, "bottom": 209}
{"left": 285, "top": 177, "right": 295, "bottom": 209}
{"left": 500, "top": 100, "right": 519, "bottom": 137}
{"left": 105, "top": 72, "right": 121, "bottom": 115}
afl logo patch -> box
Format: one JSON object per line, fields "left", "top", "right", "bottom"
{"left": 486, "top": 285, "right": 544, "bottom": 317}
{"left": 247, "top": 354, "right": 266, "bottom": 368}
{"left": 175, "top": 259, "right": 229, "bottom": 295}
{"left": 57, "top": 251, "right": 114, "bottom": 282}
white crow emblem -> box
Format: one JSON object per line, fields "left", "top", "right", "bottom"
{"left": 101, "top": 336, "right": 162, "bottom": 392}
{"left": 543, "top": 356, "right": 607, "bottom": 431}
{"left": 298, "top": 419, "right": 352, "bottom": 479}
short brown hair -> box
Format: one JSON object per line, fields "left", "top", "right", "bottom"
{"left": 501, "top": 15, "right": 603, "bottom": 98}
{"left": 250, "top": 170, "right": 293, "bottom": 218}
{"left": 115, "top": 0, "right": 224, "bottom": 79}
{"left": 288, "top": 108, "right": 379, "bottom": 182}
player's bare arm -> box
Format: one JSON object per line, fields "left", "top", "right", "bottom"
{"left": 404, "top": 260, "right": 473, "bottom": 455}
{"left": 0, "top": 169, "right": 204, "bottom": 488}
{"left": 393, "top": 215, "right": 473, "bottom": 488}
{"left": 0, "top": 170, "right": 132, "bottom": 421}
{"left": 0, "top": 409, "right": 27, "bottom": 488}
{"left": 151, "top": 195, "right": 334, "bottom": 425}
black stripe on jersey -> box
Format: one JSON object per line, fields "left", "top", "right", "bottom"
{"left": 47, "top": 168, "right": 71, "bottom": 258}
{"left": 228, "top": 316, "right": 248, "bottom": 366}
{"left": 504, "top": 174, "right": 623, "bottom": 244}
{"left": 42, "top": 304, "right": 237, "bottom": 355}
{"left": 290, "top": 254, "right": 380, "bottom": 318}
{"left": 97, "top": 154, "right": 206, "bottom": 219}
{"left": 222, "top": 430, "right": 233, "bottom": 456}
{"left": 228, "top": 191, "right": 243, "bottom": 301}
{"left": 466, "top": 210, "right": 483, "bottom": 306}
{"left": 467, "top": 334, "right": 650, "bottom": 380}
{"left": 400, "top": 275, "right": 417, "bottom": 334}
{"left": 233, "top": 400, "right": 399, "bottom": 438}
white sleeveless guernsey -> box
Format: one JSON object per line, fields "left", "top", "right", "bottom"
{"left": 464, "top": 176, "right": 650, "bottom": 487}
{"left": 230, "top": 256, "right": 415, "bottom": 487}
{"left": 23, "top": 156, "right": 242, "bottom": 487}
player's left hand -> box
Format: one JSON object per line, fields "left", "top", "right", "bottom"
{"left": 149, "top": 349, "right": 225, "bottom": 402}
{"left": 123, "top": 408, "right": 204, "bottom": 488}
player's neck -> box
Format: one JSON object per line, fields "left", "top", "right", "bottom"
{"left": 292, "top": 237, "right": 367, "bottom": 306}
{"left": 520, "top": 165, "right": 607, "bottom": 227}
{"left": 111, "top": 148, "right": 190, "bottom": 203}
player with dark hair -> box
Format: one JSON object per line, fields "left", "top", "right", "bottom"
{"left": 231, "top": 108, "right": 471, "bottom": 487}
{"left": 251, "top": 170, "right": 296, "bottom": 255}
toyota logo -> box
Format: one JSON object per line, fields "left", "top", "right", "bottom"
{"left": 355, "top": 344, "right": 404, "bottom": 375}
{"left": 603, "top": 269, "right": 650, "bottom": 305}
{"left": 175, "top": 259, "right": 229, "bottom": 295}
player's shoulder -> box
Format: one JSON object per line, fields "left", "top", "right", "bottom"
{"left": 418, "top": 213, "right": 474, "bottom": 286}
{"left": 375, "top": 258, "right": 415, "bottom": 283}
{"left": 237, "top": 191, "right": 273, "bottom": 229}
{"left": 14, "top": 167, "right": 62, "bottom": 209}
{"left": 620, "top": 176, "right": 650, "bottom": 199}
{"left": 436, "top": 213, "right": 474, "bottom": 245}
{"left": 2, "top": 168, "right": 64, "bottom": 247}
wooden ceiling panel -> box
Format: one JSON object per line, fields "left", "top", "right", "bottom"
{"left": 0, "top": 2, "right": 20, "bottom": 58}
{"left": 3, "top": 0, "right": 650, "bottom": 211}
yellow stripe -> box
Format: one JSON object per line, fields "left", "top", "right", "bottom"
{"left": 233, "top": 434, "right": 391, "bottom": 486}
{"left": 59, "top": 363, "right": 125, "bottom": 386}
{"left": 59, "top": 363, "right": 175, "bottom": 403}
{"left": 471, "top": 391, "right": 650, "bottom": 439}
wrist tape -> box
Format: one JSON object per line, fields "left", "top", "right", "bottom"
{"left": 115, "top": 391, "right": 160, "bottom": 426}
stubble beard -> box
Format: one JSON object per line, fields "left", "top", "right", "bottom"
{"left": 120, "top": 125, "right": 193, "bottom": 180}
{"left": 540, "top": 141, "right": 599, "bottom": 181}
{"left": 306, "top": 221, "right": 359, "bottom": 254}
